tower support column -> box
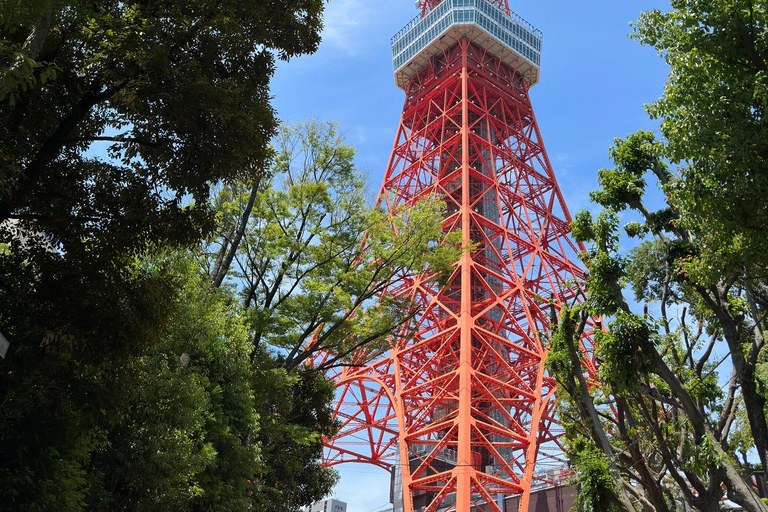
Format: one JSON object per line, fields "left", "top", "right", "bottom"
{"left": 456, "top": 38, "right": 474, "bottom": 512}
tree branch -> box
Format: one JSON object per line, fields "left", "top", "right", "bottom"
{"left": 210, "top": 182, "right": 260, "bottom": 289}
{"left": 2, "top": 81, "right": 127, "bottom": 221}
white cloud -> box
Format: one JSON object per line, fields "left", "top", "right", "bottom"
{"left": 321, "top": 0, "right": 379, "bottom": 55}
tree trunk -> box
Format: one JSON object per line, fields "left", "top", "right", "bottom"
{"left": 618, "top": 397, "right": 669, "bottom": 512}
{"left": 706, "top": 283, "right": 768, "bottom": 472}
{"left": 740, "top": 366, "right": 768, "bottom": 467}
{"left": 717, "top": 461, "right": 768, "bottom": 512}
{"left": 5, "top": 11, "right": 56, "bottom": 90}
{"left": 209, "top": 184, "right": 259, "bottom": 289}
{"left": 648, "top": 349, "right": 768, "bottom": 512}
{"left": 692, "top": 497, "right": 727, "bottom": 512}
{"left": 209, "top": 223, "right": 236, "bottom": 286}
{"left": 21, "top": 12, "right": 56, "bottom": 60}
{"left": 566, "top": 314, "right": 638, "bottom": 512}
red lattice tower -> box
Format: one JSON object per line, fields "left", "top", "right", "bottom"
{"left": 320, "top": 1, "right": 598, "bottom": 511}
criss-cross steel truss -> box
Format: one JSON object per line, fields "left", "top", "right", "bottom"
{"left": 317, "top": 1, "right": 598, "bottom": 511}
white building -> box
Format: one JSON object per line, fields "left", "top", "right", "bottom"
{"left": 308, "top": 498, "right": 347, "bottom": 512}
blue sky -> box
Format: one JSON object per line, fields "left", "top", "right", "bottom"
{"left": 270, "top": 1, "right": 672, "bottom": 510}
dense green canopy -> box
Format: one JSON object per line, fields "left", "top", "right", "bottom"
{"left": 0, "top": 1, "right": 341, "bottom": 510}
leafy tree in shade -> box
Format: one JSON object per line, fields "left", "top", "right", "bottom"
{"left": 1, "top": 0, "right": 324, "bottom": 256}
{"left": 87, "top": 259, "right": 260, "bottom": 512}
{"left": 37, "top": 256, "right": 337, "bottom": 512}
{"left": 0, "top": 1, "right": 326, "bottom": 509}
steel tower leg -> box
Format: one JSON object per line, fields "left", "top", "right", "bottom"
{"left": 456, "top": 43, "right": 474, "bottom": 512}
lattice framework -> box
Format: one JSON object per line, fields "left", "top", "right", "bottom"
{"left": 319, "top": 3, "right": 598, "bottom": 512}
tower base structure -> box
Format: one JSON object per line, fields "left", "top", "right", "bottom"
{"left": 392, "top": 469, "right": 576, "bottom": 512}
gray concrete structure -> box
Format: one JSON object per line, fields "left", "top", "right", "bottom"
{"left": 308, "top": 498, "right": 348, "bottom": 512}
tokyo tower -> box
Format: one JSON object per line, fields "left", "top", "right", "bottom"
{"left": 320, "top": 1, "right": 597, "bottom": 511}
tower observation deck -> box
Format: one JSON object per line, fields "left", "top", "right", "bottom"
{"left": 391, "top": 0, "right": 542, "bottom": 89}
{"left": 318, "top": 1, "right": 597, "bottom": 512}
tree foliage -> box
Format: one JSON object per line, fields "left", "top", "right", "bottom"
{"left": 634, "top": 0, "right": 768, "bottom": 280}
{"left": 0, "top": 248, "right": 179, "bottom": 510}
{"left": 0, "top": 247, "right": 339, "bottom": 512}
{"left": 0, "top": 1, "right": 345, "bottom": 509}
{"left": 0, "top": 112, "right": 457, "bottom": 510}
{"left": 203, "top": 120, "right": 462, "bottom": 373}
{"left": 549, "top": 131, "right": 768, "bottom": 512}
{"left": 548, "top": 5, "right": 768, "bottom": 510}
{"left": 1, "top": 0, "right": 324, "bottom": 257}
{"left": 87, "top": 261, "right": 261, "bottom": 512}
{"left": 197, "top": 120, "right": 461, "bottom": 511}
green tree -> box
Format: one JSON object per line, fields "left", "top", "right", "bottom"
{"left": 200, "top": 120, "right": 461, "bottom": 510}
{"left": 0, "top": 116, "right": 455, "bottom": 511}
{"left": 1, "top": 0, "right": 324, "bottom": 258}
{"left": 203, "top": 120, "right": 462, "bottom": 372}
{"left": 0, "top": 248, "right": 180, "bottom": 511}
{"left": 548, "top": 133, "right": 768, "bottom": 512}
{"left": 0, "top": 1, "right": 327, "bottom": 509}
{"left": 248, "top": 362, "right": 338, "bottom": 512}
{"left": 634, "top": 0, "right": 768, "bottom": 278}
{"left": 0, "top": 248, "right": 338, "bottom": 511}
{"left": 634, "top": 0, "right": 768, "bottom": 472}
{"left": 87, "top": 259, "right": 260, "bottom": 512}
{"left": 548, "top": 3, "right": 768, "bottom": 510}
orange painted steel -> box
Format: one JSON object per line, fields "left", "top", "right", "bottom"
{"left": 318, "top": 2, "right": 598, "bottom": 512}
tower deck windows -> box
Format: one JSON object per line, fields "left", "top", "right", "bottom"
{"left": 391, "top": 0, "right": 542, "bottom": 90}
